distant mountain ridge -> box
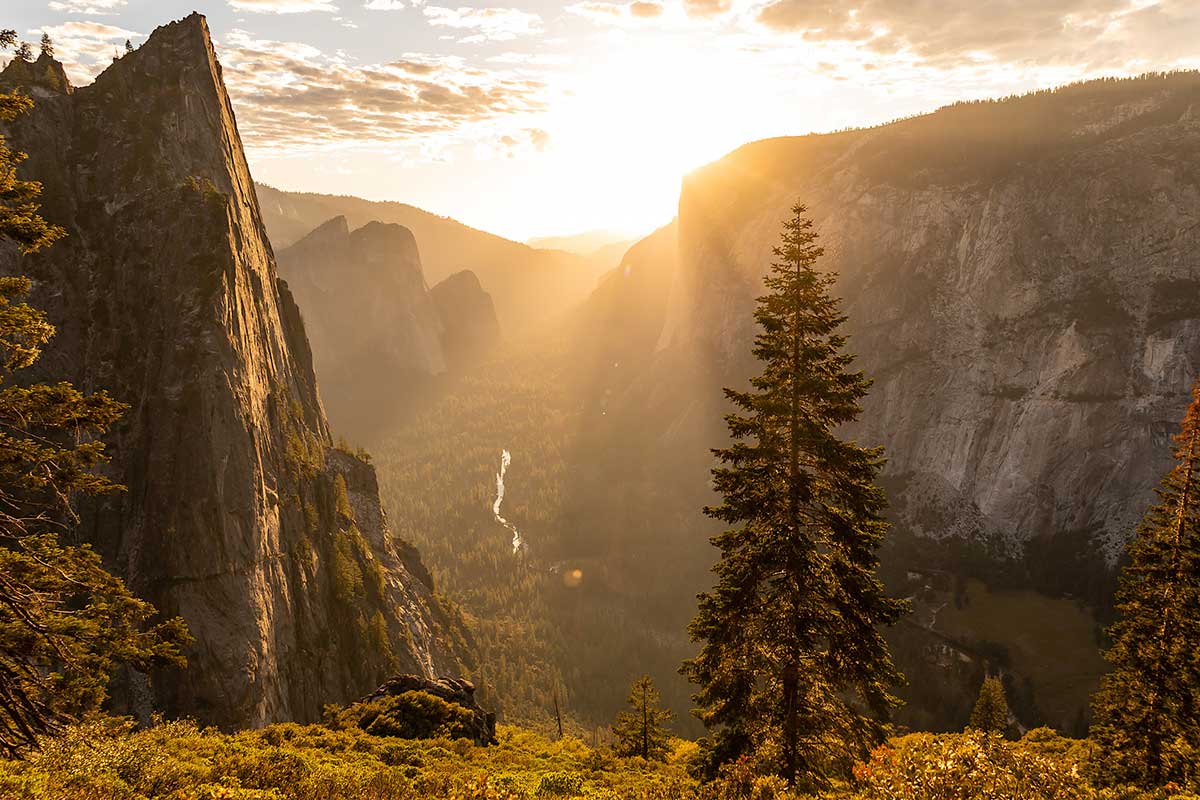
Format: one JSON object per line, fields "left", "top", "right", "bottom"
{"left": 257, "top": 185, "right": 606, "bottom": 334}
{"left": 277, "top": 215, "right": 499, "bottom": 439}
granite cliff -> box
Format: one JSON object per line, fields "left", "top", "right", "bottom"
{"left": 256, "top": 184, "right": 603, "bottom": 334}
{"left": 277, "top": 217, "right": 445, "bottom": 438}
{"left": 277, "top": 218, "right": 499, "bottom": 438}
{"left": 0, "top": 15, "right": 470, "bottom": 728}
{"left": 559, "top": 72, "right": 1200, "bottom": 732}
{"left": 430, "top": 270, "right": 500, "bottom": 371}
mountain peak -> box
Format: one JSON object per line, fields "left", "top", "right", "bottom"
{"left": 0, "top": 51, "right": 72, "bottom": 95}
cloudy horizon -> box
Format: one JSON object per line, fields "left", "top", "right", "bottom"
{"left": 6, "top": 0, "right": 1200, "bottom": 240}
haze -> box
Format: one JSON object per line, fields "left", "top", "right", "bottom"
{"left": 6, "top": 0, "right": 1199, "bottom": 240}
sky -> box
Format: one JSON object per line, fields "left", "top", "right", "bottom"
{"left": 5, "top": 1, "right": 1200, "bottom": 241}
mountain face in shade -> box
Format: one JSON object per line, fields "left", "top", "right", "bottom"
{"left": 430, "top": 270, "right": 501, "bottom": 371}
{"left": 555, "top": 72, "right": 1200, "bottom": 732}
{"left": 0, "top": 15, "right": 469, "bottom": 728}
{"left": 277, "top": 216, "right": 447, "bottom": 439}
{"left": 255, "top": 184, "right": 605, "bottom": 335}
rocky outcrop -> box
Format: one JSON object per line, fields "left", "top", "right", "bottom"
{"left": 0, "top": 15, "right": 470, "bottom": 728}
{"left": 430, "top": 270, "right": 500, "bottom": 370}
{"left": 357, "top": 674, "right": 497, "bottom": 745}
{"left": 277, "top": 217, "right": 446, "bottom": 438}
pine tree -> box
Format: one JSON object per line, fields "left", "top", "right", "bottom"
{"left": 612, "top": 675, "right": 674, "bottom": 760}
{"left": 967, "top": 676, "right": 1009, "bottom": 734}
{"left": 0, "top": 49, "right": 189, "bottom": 756}
{"left": 681, "top": 203, "right": 906, "bottom": 790}
{"left": 12, "top": 41, "right": 32, "bottom": 63}
{"left": 124, "top": 39, "right": 133, "bottom": 54}
{"left": 38, "top": 33, "right": 52, "bottom": 59}
{"left": 1090, "top": 381, "right": 1200, "bottom": 790}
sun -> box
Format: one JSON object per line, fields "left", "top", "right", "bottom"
{"left": 517, "top": 29, "right": 791, "bottom": 236}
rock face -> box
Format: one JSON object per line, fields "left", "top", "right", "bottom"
{"left": 277, "top": 217, "right": 446, "bottom": 438}
{"left": 0, "top": 15, "right": 470, "bottom": 728}
{"left": 430, "top": 270, "right": 500, "bottom": 370}
{"left": 665, "top": 73, "right": 1200, "bottom": 571}
{"left": 576, "top": 73, "right": 1200, "bottom": 731}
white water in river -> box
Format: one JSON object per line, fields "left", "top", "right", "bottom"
{"left": 493, "top": 449, "right": 525, "bottom": 555}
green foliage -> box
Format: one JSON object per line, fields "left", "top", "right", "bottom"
{"left": 333, "top": 473, "right": 353, "bottom": 520}
{"left": 0, "top": 717, "right": 699, "bottom": 799}
{"left": 1090, "top": 382, "right": 1200, "bottom": 791}
{"left": 38, "top": 33, "right": 52, "bottom": 59}
{"left": 332, "top": 691, "right": 478, "bottom": 741}
{"left": 0, "top": 81, "right": 188, "bottom": 757}
{"left": 852, "top": 730, "right": 1091, "bottom": 800}
{"left": 612, "top": 676, "right": 674, "bottom": 761}
{"left": 536, "top": 771, "right": 584, "bottom": 796}
{"left": 968, "top": 677, "right": 1010, "bottom": 735}
{"left": 682, "top": 203, "right": 906, "bottom": 790}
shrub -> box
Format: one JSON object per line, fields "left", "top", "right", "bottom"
{"left": 336, "top": 691, "right": 479, "bottom": 741}
{"left": 852, "top": 730, "right": 1092, "bottom": 800}
{"left": 536, "top": 771, "right": 584, "bottom": 796}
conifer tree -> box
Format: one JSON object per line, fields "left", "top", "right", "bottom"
{"left": 612, "top": 675, "right": 674, "bottom": 760}
{"left": 12, "top": 41, "right": 32, "bottom": 63}
{"left": 682, "top": 203, "right": 906, "bottom": 790}
{"left": 38, "top": 33, "right": 52, "bottom": 59}
{"left": 967, "top": 676, "right": 1010, "bottom": 734}
{"left": 124, "top": 39, "right": 133, "bottom": 54}
{"left": 0, "top": 46, "right": 188, "bottom": 756}
{"left": 1091, "top": 381, "right": 1200, "bottom": 789}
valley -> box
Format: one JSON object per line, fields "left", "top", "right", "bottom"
{"left": 2, "top": 7, "right": 1200, "bottom": 798}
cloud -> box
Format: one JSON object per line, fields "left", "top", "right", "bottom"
{"left": 422, "top": 6, "right": 542, "bottom": 42}
{"left": 226, "top": 0, "right": 339, "bottom": 13}
{"left": 27, "top": 20, "right": 138, "bottom": 84}
{"left": 481, "top": 126, "right": 551, "bottom": 159}
{"left": 47, "top": 0, "right": 126, "bottom": 13}
{"left": 753, "top": 0, "right": 1200, "bottom": 68}
{"left": 364, "top": 0, "right": 406, "bottom": 8}
{"left": 682, "top": 0, "right": 731, "bottom": 18}
{"left": 566, "top": 1, "right": 664, "bottom": 23}
{"left": 215, "top": 29, "right": 551, "bottom": 159}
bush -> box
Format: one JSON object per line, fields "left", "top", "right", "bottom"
{"left": 334, "top": 691, "right": 480, "bottom": 741}
{"left": 852, "top": 730, "right": 1091, "bottom": 800}
{"left": 536, "top": 771, "right": 584, "bottom": 796}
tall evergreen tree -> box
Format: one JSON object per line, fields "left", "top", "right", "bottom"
{"left": 0, "top": 45, "right": 188, "bottom": 756}
{"left": 967, "top": 676, "right": 1010, "bottom": 735}
{"left": 612, "top": 675, "right": 674, "bottom": 760}
{"left": 12, "top": 41, "right": 31, "bottom": 63}
{"left": 38, "top": 33, "right": 52, "bottom": 59}
{"left": 681, "top": 203, "right": 906, "bottom": 790}
{"left": 1091, "top": 381, "right": 1200, "bottom": 790}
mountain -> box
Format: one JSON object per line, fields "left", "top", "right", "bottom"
{"left": 527, "top": 230, "right": 639, "bottom": 257}
{"left": 0, "top": 15, "right": 470, "bottom": 728}
{"left": 600, "top": 71, "right": 1200, "bottom": 731}
{"left": 256, "top": 185, "right": 604, "bottom": 334}
{"left": 360, "top": 72, "right": 1200, "bottom": 735}
{"left": 277, "top": 216, "right": 446, "bottom": 439}
{"left": 430, "top": 270, "right": 501, "bottom": 371}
